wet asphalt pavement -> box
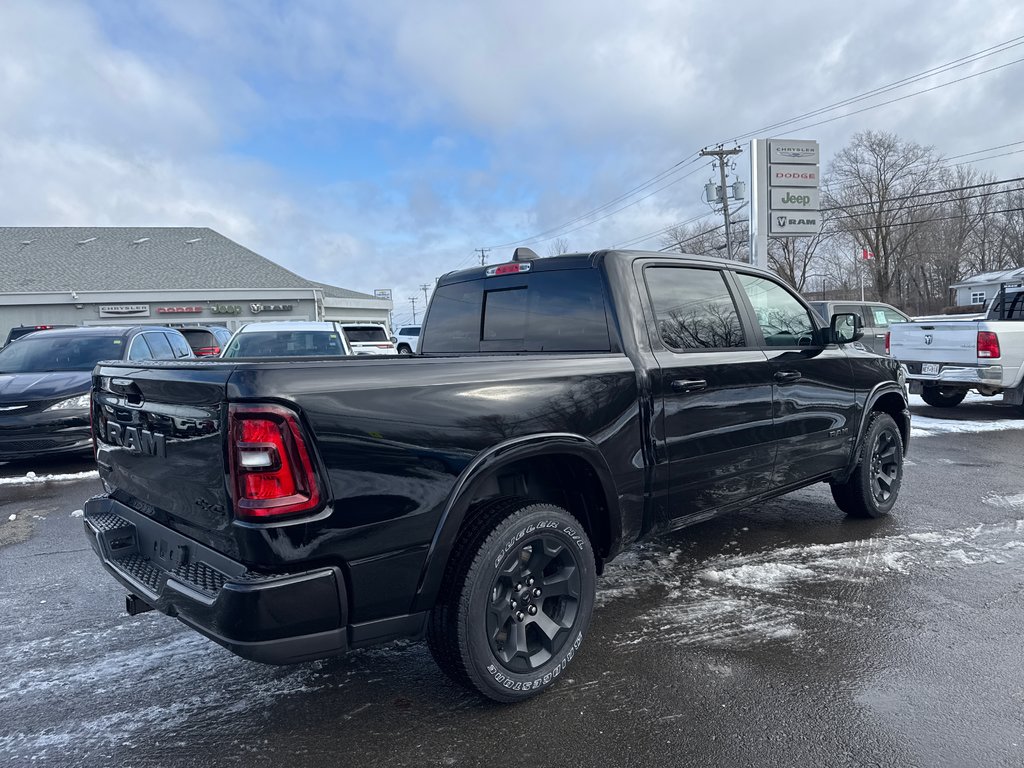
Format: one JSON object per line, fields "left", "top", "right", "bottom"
{"left": 2, "top": 398, "right": 1024, "bottom": 767}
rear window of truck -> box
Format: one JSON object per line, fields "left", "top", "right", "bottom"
{"left": 424, "top": 269, "right": 611, "bottom": 353}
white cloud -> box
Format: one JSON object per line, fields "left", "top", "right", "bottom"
{"left": 0, "top": 0, "right": 1022, "bottom": 321}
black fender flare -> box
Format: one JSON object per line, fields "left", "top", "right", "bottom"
{"left": 842, "top": 381, "right": 911, "bottom": 479}
{"left": 411, "top": 432, "right": 622, "bottom": 613}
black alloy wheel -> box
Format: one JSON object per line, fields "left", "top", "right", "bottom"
{"left": 427, "top": 499, "right": 596, "bottom": 702}
{"left": 487, "top": 535, "right": 582, "bottom": 673}
{"left": 869, "top": 425, "right": 900, "bottom": 504}
{"left": 830, "top": 412, "right": 904, "bottom": 519}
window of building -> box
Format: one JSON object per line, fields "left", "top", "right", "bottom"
{"left": 970, "top": 291, "right": 987, "bottom": 305}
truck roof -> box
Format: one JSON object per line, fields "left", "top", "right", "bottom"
{"left": 437, "top": 249, "right": 764, "bottom": 287}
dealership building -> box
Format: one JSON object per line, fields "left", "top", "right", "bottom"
{"left": 0, "top": 227, "right": 392, "bottom": 340}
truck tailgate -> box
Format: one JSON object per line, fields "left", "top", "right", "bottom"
{"left": 93, "top": 363, "right": 234, "bottom": 549}
{"left": 889, "top": 321, "right": 979, "bottom": 365}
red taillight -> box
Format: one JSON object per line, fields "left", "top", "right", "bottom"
{"left": 486, "top": 262, "right": 532, "bottom": 276}
{"left": 375, "top": 343, "right": 394, "bottom": 349}
{"left": 228, "top": 404, "right": 321, "bottom": 520}
{"left": 884, "top": 331, "right": 890, "bottom": 355}
{"left": 978, "top": 331, "right": 1001, "bottom": 359}
{"left": 196, "top": 346, "right": 221, "bottom": 356}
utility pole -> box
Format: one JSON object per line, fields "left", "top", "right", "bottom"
{"left": 409, "top": 296, "right": 418, "bottom": 324}
{"left": 475, "top": 248, "right": 490, "bottom": 265}
{"left": 420, "top": 283, "right": 431, "bottom": 305}
{"left": 700, "top": 146, "right": 743, "bottom": 260}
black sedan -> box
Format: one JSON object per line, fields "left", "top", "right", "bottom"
{"left": 0, "top": 325, "right": 193, "bottom": 460}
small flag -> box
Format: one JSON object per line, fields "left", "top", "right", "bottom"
{"left": 861, "top": 248, "right": 874, "bottom": 260}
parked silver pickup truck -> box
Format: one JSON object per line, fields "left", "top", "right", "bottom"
{"left": 889, "top": 287, "right": 1024, "bottom": 409}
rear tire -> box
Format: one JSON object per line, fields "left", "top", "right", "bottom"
{"left": 920, "top": 386, "right": 966, "bottom": 408}
{"left": 830, "top": 412, "right": 904, "bottom": 519}
{"left": 427, "top": 498, "right": 596, "bottom": 703}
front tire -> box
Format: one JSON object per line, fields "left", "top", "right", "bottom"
{"left": 397, "top": 344, "right": 412, "bottom": 355}
{"left": 830, "top": 412, "right": 904, "bottom": 519}
{"left": 920, "top": 386, "right": 966, "bottom": 408}
{"left": 427, "top": 498, "right": 596, "bottom": 703}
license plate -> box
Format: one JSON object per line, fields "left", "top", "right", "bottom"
{"left": 922, "top": 363, "right": 940, "bottom": 375}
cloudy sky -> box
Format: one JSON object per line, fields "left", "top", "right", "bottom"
{"left": 2, "top": 0, "right": 1022, "bottom": 325}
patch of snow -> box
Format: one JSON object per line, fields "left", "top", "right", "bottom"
{"left": 70, "top": 509, "right": 84, "bottom": 518}
{"left": 912, "top": 415, "right": 1024, "bottom": 438}
{"left": 609, "top": 519, "right": 1024, "bottom": 652}
{"left": 7, "top": 514, "right": 15, "bottom": 521}
{"left": 0, "top": 470, "right": 99, "bottom": 486}
{"left": 982, "top": 492, "right": 1024, "bottom": 510}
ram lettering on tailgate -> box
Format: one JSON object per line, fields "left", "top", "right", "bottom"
{"left": 106, "top": 423, "right": 167, "bottom": 457}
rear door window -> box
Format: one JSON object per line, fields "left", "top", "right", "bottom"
{"left": 144, "top": 332, "right": 175, "bottom": 360}
{"left": 644, "top": 267, "right": 746, "bottom": 350}
{"left": 127, "top": 335, "right": 153, "bottom": 361}
{"left": 166, "top": 332, "right": 192, "bottom": 358}
{"left": 423, "top": 269, "right": 610, "bottom": 353}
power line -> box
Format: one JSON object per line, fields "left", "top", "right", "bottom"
{"left": 486, "top": 155, "right": 704, "bottom": 250}
{"left": 612, "top": 209, "right": 720, "bottom": 249}
{"left": 483, "top": 37, "right": 1024, "bottom": 255}
{"left": 494, "top": 162, "right": 708, "bottom": 251}
{"left": 840, "top": 206, "right": 1024, "bottom": 233}
{"left": 723, "top": 36, "right": 1024, "bottom": 144}
{"left": 761, "top": 54, "right": 1024, "bottom": 139}
{"left": 826, "top": 184, "right": 1024, "bottom": 222}
{"left": 823, "top": 175, "right": 1024, "bottom": 212}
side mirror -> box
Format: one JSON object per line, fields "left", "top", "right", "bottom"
{"left": 389, "top": 335, "right": 398, "bottom": 344}
{"left": 830, "top": 312, "right": 864, "bottom": 344}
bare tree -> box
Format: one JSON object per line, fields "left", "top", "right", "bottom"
{"left": 660, "top": 219, "right": 723, "bottom": 255}
{"left": 547, "top": 237, "right": 571, "bottom": 257}
{"left": 823, "top": 131, "right": 946, "bottom": 303}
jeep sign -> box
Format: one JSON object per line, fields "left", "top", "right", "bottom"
{"left": 770, "top": 187, "right": 820, "bottom": 210}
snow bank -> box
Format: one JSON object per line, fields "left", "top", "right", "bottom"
{"left": 0, "top": 470, "right": 99, "bottom": 486}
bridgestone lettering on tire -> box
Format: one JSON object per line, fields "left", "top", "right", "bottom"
{"left": 830, "top": 412, "right": 904, "bottom": 519}
{"left": 427, "top": 498, "right": 596, "bottom": 703}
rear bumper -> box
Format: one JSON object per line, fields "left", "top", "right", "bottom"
{"left": 83, "top": 495, "right": 349, "bottom": 664}
{"left": 901, "top": 362, "right": 1005, "bottom": 389}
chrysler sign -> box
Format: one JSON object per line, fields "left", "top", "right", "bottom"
{"left": 99, "top": 304, "right": 150, "bottom": 318}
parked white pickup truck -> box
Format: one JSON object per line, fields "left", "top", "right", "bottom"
{"left": 889, "top": 286, "right": 1024, "bottom": 409}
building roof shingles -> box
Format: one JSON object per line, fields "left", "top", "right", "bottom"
{"left": 0, "top": 227, "right": 375, "bottom": 299}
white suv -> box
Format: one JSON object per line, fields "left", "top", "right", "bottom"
{"left": 394, "top": 325, "right": 421, "bottom": 355}
{"left": 341, "top": 324, "right": 399, "bottom": 356}
{"left": 221, "top": 321, "right": 353, "bottom": 358}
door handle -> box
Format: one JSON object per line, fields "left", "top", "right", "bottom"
{"left": 670, "top": 378, "right": 707, "bottom": 393}
{"left": 774, "top": 370, "right": 802, "bottom": 383}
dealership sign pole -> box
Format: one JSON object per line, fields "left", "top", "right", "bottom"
{"left": 749, "top": 138, "right": 821, "bottom": 270}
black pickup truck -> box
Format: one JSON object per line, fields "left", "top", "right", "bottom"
{"left": 83, "top": 249, "right": 909, "bottom": 702}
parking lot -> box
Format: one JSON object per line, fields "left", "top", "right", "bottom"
{"left": 2, "top": 396, "right": 1023, "bottom": 767}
